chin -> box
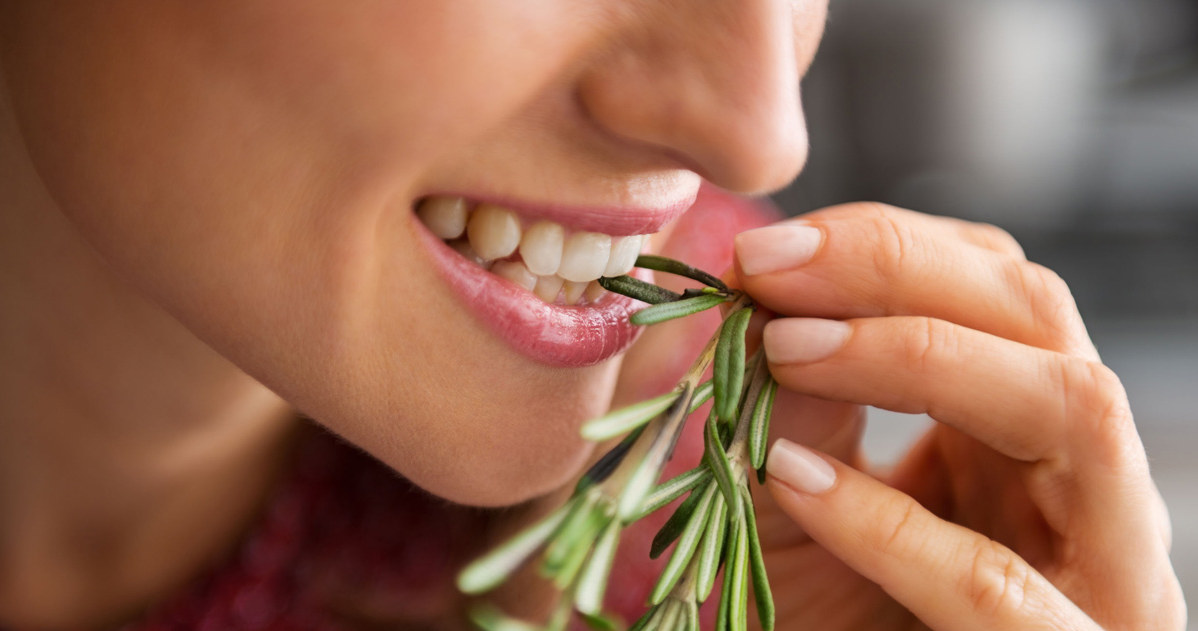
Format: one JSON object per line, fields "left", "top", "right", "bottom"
{"left": 330, "top": 354, "right": 619, "bottom": 508}
{"left": 407, "top": 438, "right": 596, "bottom": 508}
{"left": 372, "top": 406, "right": 600, "bottom": 508}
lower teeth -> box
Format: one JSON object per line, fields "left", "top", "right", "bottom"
{"left": 446, "top": 238, "right": 607, "bottom": 306}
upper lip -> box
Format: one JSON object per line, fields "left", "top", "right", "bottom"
{"left": 423, "top": 190, "right": 698, "bottom": 236}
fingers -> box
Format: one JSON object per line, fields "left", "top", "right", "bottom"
{"left": 809, "top": 202, "right": 1027, "bottom": 258}
{"left": 762, "top": 315, "right": 1143, "bottom": 472}
{"left": 734, "top": 203, "right": 1096, "bottom": 358}
{"left": 760, "top": 314, "right": 1181, "bottom": 609}
{"left": 764, "top": 439, "right": 1103, "bottom": 631}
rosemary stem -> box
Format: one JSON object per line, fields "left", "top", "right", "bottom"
{"left": 595, "top": 292, "right": 752, "bottom": 513}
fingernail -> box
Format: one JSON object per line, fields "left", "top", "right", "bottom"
{"left": 763, "top": 318, "right": 851, "bottom": 364}
{"left": 735, "top": 223, "right": 823, "bottom": 276}
{"left": 767, "top": 439, "right": 836, "bottom": 494}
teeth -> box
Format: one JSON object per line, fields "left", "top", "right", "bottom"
{"left": 467, "top": 204, "right": 521, "bottom": 261}
{"left": 604, "top": 235, "right": 643, "bottom": 277}
{"left": 584, "top": 280, "right": 606, "bottom": 303}
{"left": 417, "top": 196, "right": 652, "bottom": 305}
{"left": 492, "top": 260, "right": 538, "bottom": 291}
{"left": 558, "top": 232, "right": 612, "bottom": 283}
{"left": 416, "top": 197, "right": 469, "bottom": 239}
{"left": 533, "top": 274, "right": 565, "bottom": 303}
{"left": 563, "top": 280, "right": 589, "bottom": 305}
{"left": 519, "top": 221, "right": 564, "bottom": 276}
{"left": 449, "top": 239, "right": 491, "bottom": 270}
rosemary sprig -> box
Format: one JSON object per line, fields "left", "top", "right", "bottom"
{"left": 458, "top": 255, "right": 779, "bottom": 631}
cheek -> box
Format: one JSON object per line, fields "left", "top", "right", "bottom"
{"left": 184, "top": 0, "right": 596, "bottom": 176}
{"left": 4, "top": 2, "right": 619, "bottom": 506}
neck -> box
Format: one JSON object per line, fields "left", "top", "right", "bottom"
{"left": 0, "top": 76, "right": 299, "bottom": 629}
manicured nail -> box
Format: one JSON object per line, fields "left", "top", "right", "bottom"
{"left": 767, "top": 439, "right": 836, "bottom": 494}
{"left": 763, "top": 318, "right": 851, "bottom": 364}
{"left": 735, "top": 223, "right": 823, "bottom": 276}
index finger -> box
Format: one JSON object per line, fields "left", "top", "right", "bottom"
{"left": 733, "top": 204, "right": 1096, "bottom": 358}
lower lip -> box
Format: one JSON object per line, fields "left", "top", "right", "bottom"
{"left": 415, "top": 221, "right": 645, "bottom": 367}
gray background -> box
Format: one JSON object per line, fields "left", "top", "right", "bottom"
{"left": 771, "top": 0, "right": 1197, "bottom": 624}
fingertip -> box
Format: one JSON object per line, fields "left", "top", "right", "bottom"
{"left": 762, "top": 318, "right": 851, "bottom": 365}
{"left": 734, "top": 222, "right": 823, "bottom": 277}
{"left": 766, "top": 438, "right": 837, "bottom": 495}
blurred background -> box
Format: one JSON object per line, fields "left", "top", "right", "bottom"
{"left": 771, "top": 0, "right": 1198, "bottom": 622}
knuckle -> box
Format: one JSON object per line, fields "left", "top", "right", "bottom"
{"left": 964, "top": 539, "right": 1035, "bottom": 617}
{"left": 873, "top": 494, "right": 924, "bottom": 560}
{"left": 866, "top": 206, "right": 923, "bottom": 289}
{"left": 969, "top": 221, "right": 1026, "bottom": 258}
{"left": 1008, "top": 262, "right": 1083, "bottom": 347}
{"left": 901, "top": 317, "right": 956, "bottom": 375}
{"left": 1058, "top": 358, "right": 1139, "bottom": 467}
{"left": 1159, "top": 574, "right": 1189, "bottom": 631}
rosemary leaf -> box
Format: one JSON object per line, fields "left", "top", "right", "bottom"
{"left": 630, "top": 294, "right": 727, "bottom": 326}
{"left": 695, "top": 492, "right": 728, "bottom": 601}
{"left": 657, "top": 600, "right": 683, "bottom": 631}
{"left": 649, "top": 483, "right": 717, "bottom": 605}
{"left": 598, "top": 275, "right": 682, "bottom": 304}
{"left": 469, "top": 606, "right": 542, "bottom": 631}
{"left": 713, "top": 307, "right": 753, "bottom": 423}
{"left": 628, "top": 608, "right": 657, "bottom": 631}
{"left": 457, "top": 500, "right": 573, "bottom": 594}
{"left": 689, "top": 380, "right": 714, "bottom": 413}
{"left": 748, "top": 374, "right": 778, "bottom": 471}
{"left": 546, "top": 599, "right": 573, "bottom": 631}
{"left": 576, "top": 427, "right": 644, "bottom": 493}
{"left": 728, "top": 512, "right": 750, "bottom": 631}
{"left": 715, "top": 522, "right": 735, "bottom": 631}
{"left": 650, "top": 483, "right": 707, "bottom": 559}
{"left": 552, "top": 512, "right": 607, "bottom": 590}
{"left": 579, "top": 612, "right": 622, "bottom": 631}
{"left": 740, "top": 486, "right": 775, "bottom": 631}
{"left": 615, "top": 382, "right": 695, "bottom": 520}
{"left": 683, "top": 599, "right": 701, "bottom": 631}
{"left": 582, "top": 390, "right": 681, "bottom": 442}
{"left": 704, "top": 409, "right": 742, "bottom": 519}
{"left": 633, "top": 254, "right": 729, "bottom": 291}
{"left": 636, "top": 466, "right": 712, "bottom": 522}
{"left": 575, "top": 519, "right": 622, "bottom": 614}
{"left": 544, "top": 495, "right": 599, "bottom": 572}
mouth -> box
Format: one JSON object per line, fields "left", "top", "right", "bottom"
{"left": 413, "top": 195, "right": 676, "bottom": 367}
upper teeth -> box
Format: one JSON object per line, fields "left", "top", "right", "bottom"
{"left": 417, "top": 196, "right": 648, "bottom": 304}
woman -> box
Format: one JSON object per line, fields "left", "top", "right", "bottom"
{"left": 0, "top": 1, "right": 1184, "bottom": 630}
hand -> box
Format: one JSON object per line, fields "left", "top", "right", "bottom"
{"left": 733, "top": 203, "right": 1186, "bottom": 630}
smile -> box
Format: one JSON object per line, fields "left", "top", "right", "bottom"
{"left": 412, "top": 194, "right": 687, "bottom": 367}
{"left": 416, "top": 196, "right": 649, "bottom": 306}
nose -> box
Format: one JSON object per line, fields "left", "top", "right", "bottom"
{"left": 578, "top": 1, "right": 811, "bottom": 195}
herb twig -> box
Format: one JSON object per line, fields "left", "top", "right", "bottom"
{"left": 459, "top": 256, "right": 778, "bottom": 631}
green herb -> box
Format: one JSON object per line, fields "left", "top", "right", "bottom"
{"left": 458, "top": 255, "right": 777, "bottom": 631}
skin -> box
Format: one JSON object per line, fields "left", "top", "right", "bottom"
{"left": 735, "top": 205, "right": 1186, "bottom": 630}
{"left": 0, "top": 1, "right": 1183, "bottom": 630}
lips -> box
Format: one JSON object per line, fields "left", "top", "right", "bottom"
{"left": 414, "top": 195, "right": 681, "bottom": 367}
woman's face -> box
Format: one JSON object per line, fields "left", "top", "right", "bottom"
{"left": 0, "top": 1, "right": 827, "bottom": 505}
